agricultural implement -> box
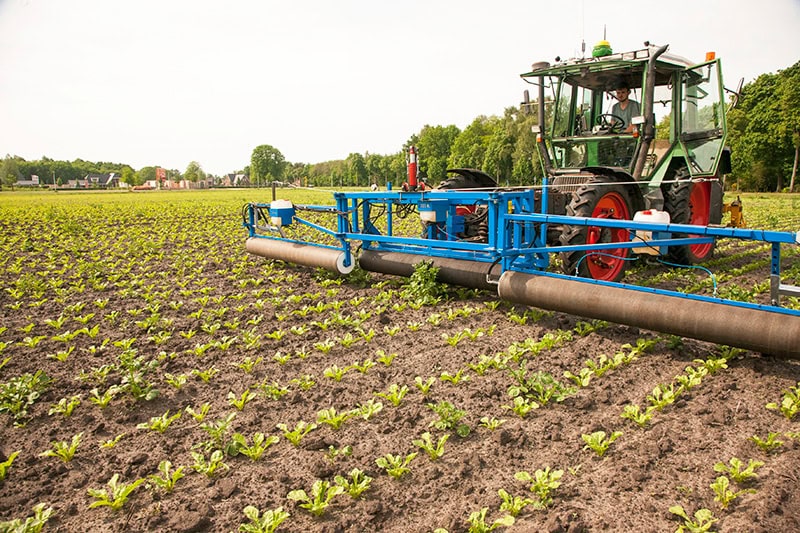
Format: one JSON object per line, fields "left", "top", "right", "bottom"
{"left": 243, "top": 42, "right": 800, "bottom": 358}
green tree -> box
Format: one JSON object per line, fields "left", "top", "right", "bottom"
{"left": 728, "top": 61, "right": 800, "bottom": 191}
{"left": 1, "top": 155, "right": 22, "bottom": 189}
{"left": 448, "top": 115, "right": 499, "bottom": 170}
{"left": 251, "top": 144, "right": 286, "bottom": 186}
{"left": 137, "top": 166, "right": 157, "bottom": 186}
{"left": 184, "top": 161, "right": 204, "bottom": 183}
{"left": 345, "top": 152, "right": 368, "bottom": 187}
{"left": 415, "top": 124, "right": 460, "bottom": 183}
{"left": 121, "top": 166, "right": 138, "bottom": 187}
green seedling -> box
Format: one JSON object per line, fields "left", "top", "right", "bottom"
{"left": 414, "top": 376, "right": 435, "bottom": 395}
{"left": 497, "top": 488, "right": 537, "bottom": 516}
{"left": 323, "top": 365, "right": 348, "bottom": 382}
{"left": 356, "top": 399, "right": 383, "bottom": 420}
{"left": 147, "top": 460, "right": 185, "bottom": 493}
{"left": 350, "top": 359, "right": 375, "bottom": 374}
{"left": 277, "top": 421, "right": 317, "bottom": 446}
{"left": 190, "top": 449, "right": 229, "bottom": 477}
{"left": 163, "top": 372, "right": 188, "bottom": 390}
{"left": 89, "top": 386, "right": 119, "bottom": 409}
{"left": 191, "top": 366, "right": 219, "bottom": 382}
{"left": 137, "top": 410, "right": 181, "bottom": 433}
{"left": 199, "top": 413, "right": 236, "bottom": 451}
{"left": 259, "top": 381, "right": 289, "bottom": 401}
{"left": 647, "top": 383, "right": 681, "bottom": 411}
{"left": 87, "top": 474, "right": 145, "bottom": 511}
{"left": 749, "top": 432, "right": 783, "bottom": 454}
{"left": 40, "top": 432, "right": 82, "bottom": 463}
{"left": 287, "top": 479, "right": 344, "bottom": 517}
{"left": 316, "top": 407, "right": 355, "bottom": 430}
{"left": 413, "top": 432, "right": 449, "bottom": 461}
{"left": 479, "top": 416, "right": 506, "bottom": 431}
{"left": 713, "top": 457, "right": 764, "bottom": 483}
{"left": 440, "top": 368, "right": 470, "bottom": 385}
{"left": 466, "top": 507, "right": 515, "bottom": 532}
{"left": 376, "top": 452, "right": 417, "bottom": 479}
{"left": 100, "top": 433, "right": 125, "bottom": 449}
{"left": 238, "top": 505, "right": 290, "bottom": 533}
{"left": 669, "top": 505, "right": 718, "bottom": 533}
{"left": 228, "top": 389, "right": 257, "bottom": 411}
{"left": 326, "top": 444, "right": 352, "bottom": 463}
{"left": 334, "top": 468, "right": 373, "bottom": 499}
{"left": 428, "top": 400, "right": 470, "bottom": 437}
{"left": 376, "top": 350, "right": 397, "bottom": 366}
{"left": 515, "top": 467, "right": 563, "bottom": 507}
{"left": 582, "top": 431, "right": 623, "bottom": 457}
{"left": 766, "top": 381, "right": 800, "bottom": 419}
{"left": 0, "top": 450, "right": 20, "bottom": 481}
{"left": 375, "top": 384, "right": 408, "bottom": 407}
{"left": 0, "top": 502, "right": 54, "bottom": 532}
{"left": 185, "top": 402, "right": 211, "bottom": 422}
{"left": 709, "top": 475, "right": 755, "bottom": 509}
{"left": 231, "top": 432, "right": 280, "bottom": 461}
{"left": 289, "top": 374, "right": 316, "bottom": 391}
{"left": 503, "top": 396, "right": 539, "bottom": 418}
{"left": 563, "top": 368, "right": 593, "bottom": 387}
{"left": 48, "top": 395, "right": 81, "bottom": 417}
{"left": 620, "top": 404, "right": 654, "bottom": 428}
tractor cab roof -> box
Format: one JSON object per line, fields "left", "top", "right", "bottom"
{"left": 520, "top": 44, "right": 696, "bottom": 90}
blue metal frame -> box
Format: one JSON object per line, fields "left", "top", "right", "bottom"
{"left": 243, "top": 187, "right": 800, "bottom": 317}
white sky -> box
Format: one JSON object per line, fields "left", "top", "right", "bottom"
{"left": 1, "top": 0, "right": 798, "bottom": 176}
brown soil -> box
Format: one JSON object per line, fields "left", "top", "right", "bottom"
{"left": 1, "top": 200, "right": 799, "bottom": 532}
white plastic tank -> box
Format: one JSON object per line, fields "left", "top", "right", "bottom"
{"left": 632, "top": 209, "right": 670, "bottom": 255}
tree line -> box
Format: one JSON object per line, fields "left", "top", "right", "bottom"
{"left": 2, "top": 59, "right": 797, "bottom": 192}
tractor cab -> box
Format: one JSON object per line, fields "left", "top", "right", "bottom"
{"left": 521, "top": 43, "right": 729, "bottom": 185}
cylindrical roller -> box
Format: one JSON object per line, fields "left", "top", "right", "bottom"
{"left": 498, "top": 271, "right": 800, "bottom": 358}
{"left": 246, "top": 238, "right": 354, "bottom": 275}
{"left": 359, "top": 250, "right": 500, "bottom": 291}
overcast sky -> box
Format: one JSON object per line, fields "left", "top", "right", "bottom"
{"left": 1, "top": 0, "right": 798, "bottom": 176}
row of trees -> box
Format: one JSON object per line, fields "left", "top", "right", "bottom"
{"left": 250, "top": 108, "right": 543, "bottom": 190}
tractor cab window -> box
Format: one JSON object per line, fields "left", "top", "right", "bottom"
{"left": 680, "top": 60, "right": 725, "bottom": 175}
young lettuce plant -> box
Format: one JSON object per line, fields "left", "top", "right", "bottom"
{"left": 414, "top": 376, "right": 435, "bottom": 396}
{"left": 766, "top": 381, "right": 800, "bottom": 420}
{"left": 713, "top": 457, "right": 764, "bottom": 483}
{"left": 287, "top": 479, "right": 344, "bottom": 517}
{"left": 479, "top": 416, "right": 506, "bottom": 431}
{"left": 334, "top": 468, "right": 373, "bottom": 499}
{"left": 316, "top": 407, "right": 355, "bottom": 430}
{"left": 277, "top": 421, "right": 317, "bottom": 446}
{"left": 48, "top": 395, "right": 81, "bottom": 417}
{"left": 376, "top": 452, "right": 418, "bottom": 479}
{"left": 137, "top": 410, "right": 181, "bottom": 433}
{"left": 749, "top": 432, "right": 783, "bottom": 454}
{"left": 230, "top": 432, "right": 280, "bottom": 461}
{"left": 40, "top": 432, "right": 82, "bottom": 463}
{"left": 514, "top": 467, "right": 563, "bottom": 507}
{"left": 190, "top": 450, "right": 229, "bottom": 477}
{"left": 147, "top": 460, "right": 185, "bottom": 493}
{"left": 582, "top": 431, "right": 623, "bottom": 457}
{"left": 0, "top": 450, "right": 20, "bottom": 482}
{"left": 466, "top": 508, "right": 515, "bottom": 532}
{"left": 412, "top": 432, "right": 449, "bottom": 461}
{"left": 0, "top": 502, "right": 54, "bottom": 532}
{"left": 497, "top": 488, "right": 537, "bottom": 516}
{"left": 375, "top": 384, "right": 408, "bottom": 407}
{"left": 668, "top": 505, "right": 718, "bottom": 533}
{"left": 620, "top": 404, "right": 654, "bottom": 428}
{"left": 427, "top": 401, "right": 470, "bottom": 437}
{"left": 238, "top": 505, "right": 290, "bottom": 533}
{"left": 87, "top": 474, "right": 145, "bottom": 511}
{"left": 710, "top": 476, "right": 756, "bottom": 509}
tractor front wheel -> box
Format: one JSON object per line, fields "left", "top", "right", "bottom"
{"left": 559, "top": 178, "right": 634, "bottom": 282}
{"left": 662, "top": 174, "right": 714, "bottom": 264}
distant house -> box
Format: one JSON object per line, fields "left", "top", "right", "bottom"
{"left": 221, "top": 173, "right": 249, "bottom": 187}
{"left": 15, "top": 175, "right": 41, "bottom": 187}
{"left": 84, "top": 172, "right": 123, "bottom": 188}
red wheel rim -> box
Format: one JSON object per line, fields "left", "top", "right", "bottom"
{"left": 586, "top": 191, "right": 630, "bottom": 281}
{"left": 688, "top": 182, "right": 712, "bottom": 259}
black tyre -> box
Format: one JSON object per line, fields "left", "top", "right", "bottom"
{"left": 559, "top": 177, "right": 634, "bottom": 282}
{"left": 662, "top": 171, "right": 714, "bottom": 265}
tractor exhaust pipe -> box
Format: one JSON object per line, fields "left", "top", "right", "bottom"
{"left": 498, "top": 271, "right": 800, "bottom": 358}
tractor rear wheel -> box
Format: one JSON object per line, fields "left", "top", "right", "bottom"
{"left": 662, "top": 172, "right": 714, "bottom": 264}
{"left": 559, "top": 177, "right": 634, "bottom": 282}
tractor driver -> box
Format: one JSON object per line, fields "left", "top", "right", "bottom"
{"left": 610, "top": 81, "right": 640, "bottom": 133}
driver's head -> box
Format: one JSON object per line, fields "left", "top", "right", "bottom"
{"left": 614, "top": 79, "right": 630, "bottom": 102}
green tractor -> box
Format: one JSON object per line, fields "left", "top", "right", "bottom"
{"left": 520, "top": 41, "right": 741, "bottom": 282}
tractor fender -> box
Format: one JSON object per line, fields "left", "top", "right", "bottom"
{"left": 580, "top": 166, "right": 645, "bottom": 213}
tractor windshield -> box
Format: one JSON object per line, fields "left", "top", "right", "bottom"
{"left": 548, "top": 76, "right": 639, "bottom": 172}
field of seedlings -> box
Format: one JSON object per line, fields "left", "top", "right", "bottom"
{"left": 1, "top": 188, "right": 799, "bottom": 533}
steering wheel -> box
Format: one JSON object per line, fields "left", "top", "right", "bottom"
{"left": 595, "top": 113, "right": 625, "bottom": 134}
